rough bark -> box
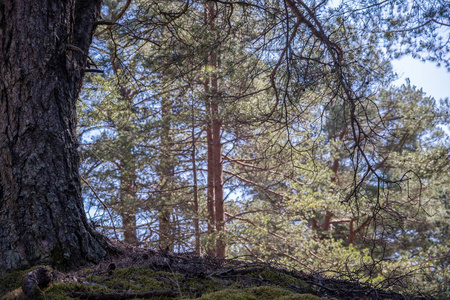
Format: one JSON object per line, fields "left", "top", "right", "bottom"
{"left": 0, "top": 0, "right": 116, "bottom": 274}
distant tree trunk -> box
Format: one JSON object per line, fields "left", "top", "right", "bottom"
{"left": 205, "top": 1, "right": 225, "bottom": 258}
{"left": 119, "top": 152, "right": 138, "bottom": 245}
{"left": 205, "top": 80, "right": 216, "bottom": 257}
{"left": 191, "top": 109, "right": 201, "bottom": 256}
{"left": 211, "top": 54, "right": 225, "bottom": 259}
{"left": 158, "top": 96, "right": 174, "bottom": 251}
{"left": 122, "top": 212, "right": 138, "bottom": 244}
{"left": 0, "top": 0, "right": 116, "bottom": 274}
{"left": 212, "top": 99, "right": 225, "bottom": 258}
{"left": 107, "top": 6, "right": 139, "bottom": 245}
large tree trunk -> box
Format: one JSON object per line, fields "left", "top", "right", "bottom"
{"left": 0, "top": 0, "right": 116, "bottom": 274}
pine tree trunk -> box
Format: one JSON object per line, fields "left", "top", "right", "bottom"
{"left": 117, "top": 120, "right": 138, "bottom": 245}
{"left": 119, "top": 169, "right": 138, "bottom": 245}
{"left": 158, "top": 211, "right": 172, "bottom": 250}
{"left": 205, "top": 80, "right": 216, "bottom": 257}
{"left": 205, "top": 1, "right": 225, "bottom": 258}
{"left": 0, "top": 0, "right": 116, "bottom": 274}
{"left": 212, "top": 101, "right": 225, "bottom": 258}
{"left": 158, "top": 96, "right": 174, "bottom": 251}
{"left": 122, "top": 212, "right": 138, "bottom": 245}
{"left": 191, "top": 117, "right": 201, "bottom": 256}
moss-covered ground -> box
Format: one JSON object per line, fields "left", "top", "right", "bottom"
{"left": 0, "top": 249, "right": 429, "bottom": 300}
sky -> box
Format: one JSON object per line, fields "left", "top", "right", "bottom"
{"left": 325, "top": 0, "right": 450, "bottom": 101}
{"left": 391, "top": 55, "right": 450, "bottom": 101}
{"left": 391, "top": 56, "right": 450, "bottom": 135}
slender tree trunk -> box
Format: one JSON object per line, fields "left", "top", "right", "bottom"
{"left": 159, "top": 210, "right": 172, "bottom": 250}
{"left": 122, "top": 213, "right": 138, "bottom": 244}
{"left": 191, "top": 102, "right": 201, "bottom": 256}
{"left": 0, "top": 0, "right": 116, "bottom": 274}
{"left": 349, "top": 220, "right": 355, "bottom": 244}
{"left": 119, "top": 161, "right": 138, "bottom": 245}
{"left": 205, "top": 1, "right": 225, "bottom": 258}
{"left": 205, "top": 77, "right": 216, "bottom": 257}
{"left": 210, "top": 54, "right": 225, "bottom": 259}
{"left": 212, "top": 100, "right": 225, "bottom": 258}
{"left": 107, "top": 1, "right": 139, "bottom": 244}
{"left": 158, "top": 96, "right": 174, "bottom": 251}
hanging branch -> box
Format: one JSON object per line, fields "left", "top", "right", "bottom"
{"left": 95, "top": 0, "right": 132, "bottom": 36}
{"left": 81, "top": 176, "right": 120, "bottom": 240}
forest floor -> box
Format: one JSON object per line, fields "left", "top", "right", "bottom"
{"left": 0, "top": 243, "right": 434, "bottom": 300}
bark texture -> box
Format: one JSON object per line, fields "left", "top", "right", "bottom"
{"left": 0, "top": 0, "right": 115, "bottom": 274}
{"left": 205, "top": 1, "right": 225, "bottom": 258}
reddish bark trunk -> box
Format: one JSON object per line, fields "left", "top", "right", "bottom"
{"left": 212, "top": 100, "right": 225, "bottom": 258}
{"left": 349, "top": 220, "right": 355, "bottom": 244}
{"left": 205, "top": 79, "right": 216, "bottom": 257}
{"left": 205, "top": 1, "right": 225, "bottom": 258}
{"left": 320, "top": 211, "right": 334, "bottom": 231}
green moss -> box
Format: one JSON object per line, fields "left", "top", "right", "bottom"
{"left": 182, "top": 276, "right": 221, "bottom": 296}
{"left": 42, "top": 265, "right": 176, "bottom": 298}
{"left": 280, "top": 295, "right": 321, "bottom": 300}
{"left": 198, "top": 286, "right": 319, "bottom": 300}
{"left": 0, "top": 267, "right": 38, "bottom": 297}
{"left": 198, "top": 289, "right": 258, "bottom": 300}
{"left": 104, "top": 265, "right": 164, "bottom": 290}
{"left": 246, "top": 269, "right": 312, "bottom": 292}
{"left": 43, "top": 282, "right": 109, "bottom": 300}
{"left": 250, "top": 286, "right": 293, "bottom": 298}
{"left": 79, "top": 268, "right": 94, "bottom": 276}
{"left": 2, "top": 263, "right": 322, "bottom": 300}
{"left": 1, "top": 288, "right": 25, "bottom": 300}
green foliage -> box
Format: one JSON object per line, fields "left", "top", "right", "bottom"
{"left": 76, "top": 0, "right": 450, "bottom": 296}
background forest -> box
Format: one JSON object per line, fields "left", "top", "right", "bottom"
{"left": 77, "top": 0, "right": 449, "bottom": 297}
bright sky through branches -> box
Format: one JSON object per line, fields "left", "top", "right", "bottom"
{"left": 392, "top": 56, "right": 450, "bottom": 101}
{"left": 392, "top": 56, "right": 450, "bottom": 135}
